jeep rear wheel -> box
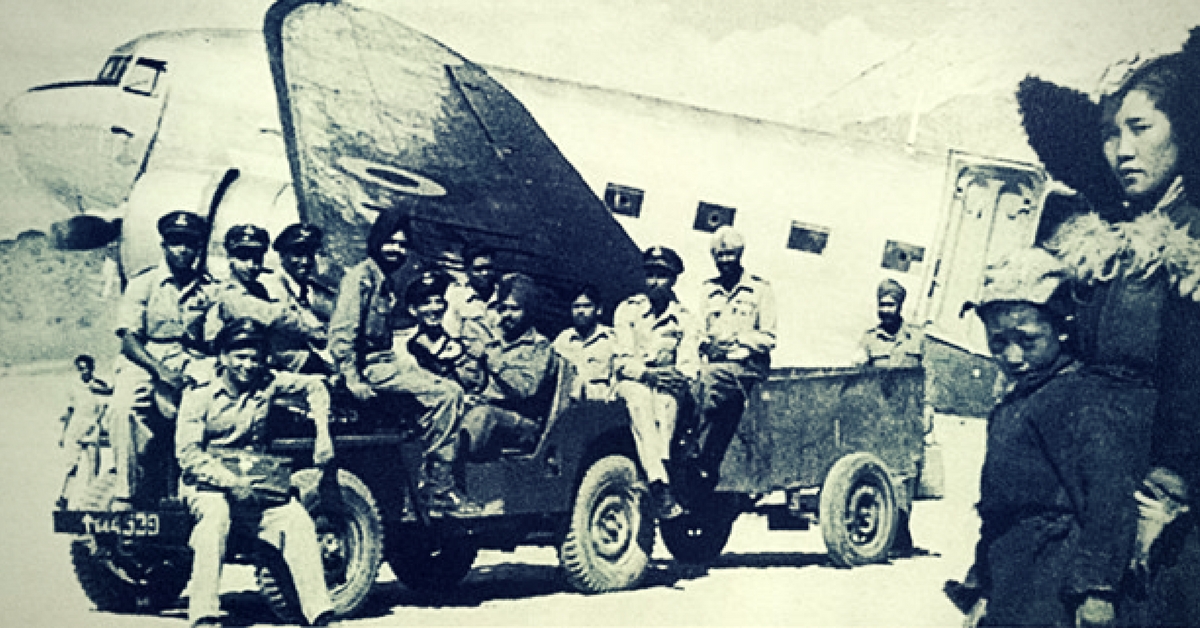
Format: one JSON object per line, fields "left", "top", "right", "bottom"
{"left": 558, "top": 454, "right": 654, "bottom": 593}
{"left": 819, "top": 452, "right": 898, "bottom": 568}
{"left": 257, "top": 468, "right": 383, "bottom": 622}
{"left": 660, "top": 493, "right": 741, "bottom": 564}
{"left": 385, "top": 529, "right": 478, "bottom": 592}
{"left": 70, "top": 538, "right": 190, "bottom": 613}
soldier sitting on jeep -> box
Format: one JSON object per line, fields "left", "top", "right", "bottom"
{"left": 459, "top": 273, "right": 555, "bottom": 460}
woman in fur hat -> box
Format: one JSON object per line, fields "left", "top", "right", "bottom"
{"left": 1015, "top": 27, "right": 1200, "bottom": 627}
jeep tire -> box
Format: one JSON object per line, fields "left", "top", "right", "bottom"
{"left": 558, "top": 454, "right": 654, "bottom": 593}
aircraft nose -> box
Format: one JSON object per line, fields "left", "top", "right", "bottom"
{"left": 5, "top": 83, "right": 153, "bottom": 214}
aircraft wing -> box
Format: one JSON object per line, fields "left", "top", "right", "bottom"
{"left": 264, "top": 0, "right": 644, "bottom": 317}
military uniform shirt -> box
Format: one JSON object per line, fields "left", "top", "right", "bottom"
{"left": 204, "top": 270, "right": 324, "bottom": 348}
{"left": 329, "top": 259, "right": 403, "bottom": 381}
{"left": 175, "top": 369, "right": 330, "bottom": 489}
{"left": 117, "top": 265, "right": 216, "bottom": 343}
{"left": 612, "top": 293, "right": 702, "bottom": 382}
{"left": 700, "top": 273, "right": 777, "bottom": 360}
{"left": 553, "top": 325, "right": 616, "bottom": 398}
{"left": 858, "top": 320, "right": 924, "bottom": 368}
{"left": 482, "top": 327, "right": 554, "bottom": 405}
{"left": 280, "top": 271, "right": 336, "bottom": 324}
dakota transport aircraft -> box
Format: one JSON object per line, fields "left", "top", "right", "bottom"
{"left": 2, "top": 0, "right": 1052, "bottom": 415}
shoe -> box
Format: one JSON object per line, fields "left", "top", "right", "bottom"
{"left": 423, "top": 459, "right": 485, "bottom": 518}
{"left": 191, "top": 617, "right": 222, "bottom": 627}
{"left": 649, "top": 481, "right": 684, "bottom": 520}
{"left": 427, "top": 487, "right": 485, "bottom": 518}
{"left": 311, "top": 609, "right": 339, "bottom": 626}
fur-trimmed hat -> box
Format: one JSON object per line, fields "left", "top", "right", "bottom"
{"left": 1017, "top": 27, "right": 1200, "bottom": 215}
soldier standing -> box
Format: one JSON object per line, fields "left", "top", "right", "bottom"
{"left": 57, "top": 354, "right": 112, "bottom": 508}
{"left": 855, "top": 278, "right": 924, "bottom": 368}
{"left": 107, "top": 211, "right": 217, "bottom": 510}
{"left": 612, "top": 247, "right": 701, "bottom": 520}
{"left": 854, "top": 278, "right": 928, "bottom": 554}
{"left": 691, "top": 226, "right": 776, "bottom": 486}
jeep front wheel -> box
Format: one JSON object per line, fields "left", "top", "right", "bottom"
{"left": 257, "top": 468, "right": 383, "bottom": 622}
{"left": 558, "top": 454, "right": 654, "bottom": 593}
{"left": 70, "top": 538, "right": 190, "bottom": 613}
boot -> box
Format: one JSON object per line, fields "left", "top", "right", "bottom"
{"left": 423, "top": 459, "right": 484, "bottom": 518}
{"left": 649, "top": 480, "right": 684, "bottom": 520}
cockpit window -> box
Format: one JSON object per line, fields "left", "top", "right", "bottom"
{"left": 96, "top": 55, "right": 131, "bottom": 85}
{"left": 122, "top": 58, "right": 166, "bottom": 96}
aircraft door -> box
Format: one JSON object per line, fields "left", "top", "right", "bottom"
{"left": 921, "top": 152, "right": 1046, "bottom": 355}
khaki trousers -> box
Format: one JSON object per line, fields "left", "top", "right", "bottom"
{"left": 613, "top": 380, "right": 678, "bottom": 484}
{"left": 182, "top": 485, "right": 332, "bottom": 624}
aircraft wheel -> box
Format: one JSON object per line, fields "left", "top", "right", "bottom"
{"left": 819, "top": 452, "right": 898, "bottom": 568}
{"left": 558, "top": 454, "right": 654, "bottom": 593}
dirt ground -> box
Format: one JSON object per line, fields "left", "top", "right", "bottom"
{"left": 0, "top": 370, "right": 985, "bottom": 627}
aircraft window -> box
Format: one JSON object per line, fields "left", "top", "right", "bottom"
{"left": 96, "top": 55, "right": 131, "bottom": 85}
{"left": 693, "top": 202, "right": 735, "bottom": 232}
{"left": 123, "top": 58, "right": 166, "bottom": 96}
{"left": 881, "top": 240, "right": 926, "bottom": 272}
{"left": 605, "top": 183, "right": 643, "bottom": 217}
{"left": 786, "top": 221, "right": 830, "bottom": 255}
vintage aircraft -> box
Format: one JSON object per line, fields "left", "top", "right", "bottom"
{"left": 2, "top": 0, "right": 1052, "bottom": 414}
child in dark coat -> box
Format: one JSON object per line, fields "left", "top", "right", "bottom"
{"left": 956, "top": 248, "right": 1151, "bottom": 627}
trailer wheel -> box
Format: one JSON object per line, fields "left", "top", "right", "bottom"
{"left": 70, "top": 538, "right": 190, "bottom": 613}
{"left": 385, "top": 529, "right": 478, "bottom": 592}
{"left": 819, "top": 452, "right": 898, "bottom": 568}
{"left": 257, "top": 468, "right": 383, "bottom": 622}
{"left": 559, "top": 454, "right": 654, "bottom": 593}
{"left": 660, "top": 494, "right": 741, "bottom": 564}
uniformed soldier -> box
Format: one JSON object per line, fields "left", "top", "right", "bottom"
{"left": 853, "top": 278, "right": 926, "bottom": 556}
{"left": 403, "top": 270, "right": 485, "bottom": 393}
{"left": 107, "top": 210, "right": 217, "bottom": 510}
{"left": 855, "top": 278, "right": 924, "bottom": 368}
{"left": 205, "top": 225, "right": 327, "bottom": 373}
{"left": 460, "top": 273, "right": 554, "bottom": 460}
{"left": 273, "top": 223, "right": 336, "bottom": 324}
{"left": 176, "top": 318, "right": 335, "bottom": 628}
{"left": 328, "top": 212, "right": 479, "bottom": 517}
{"left": 444, "top": 243, "right": 502, "bottom": 356}
{"left": 691, "top": 226, "right": 777, "bottom": 486}
{"left": 552, "top": 284, "right": 616, "bottom": 401}
{"left": 612, "top": 247, "right": 701, "bottom": 520}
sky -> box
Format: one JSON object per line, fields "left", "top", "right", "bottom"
{"left": 1, "top": 0, "right": 1199, "bottom": 236}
